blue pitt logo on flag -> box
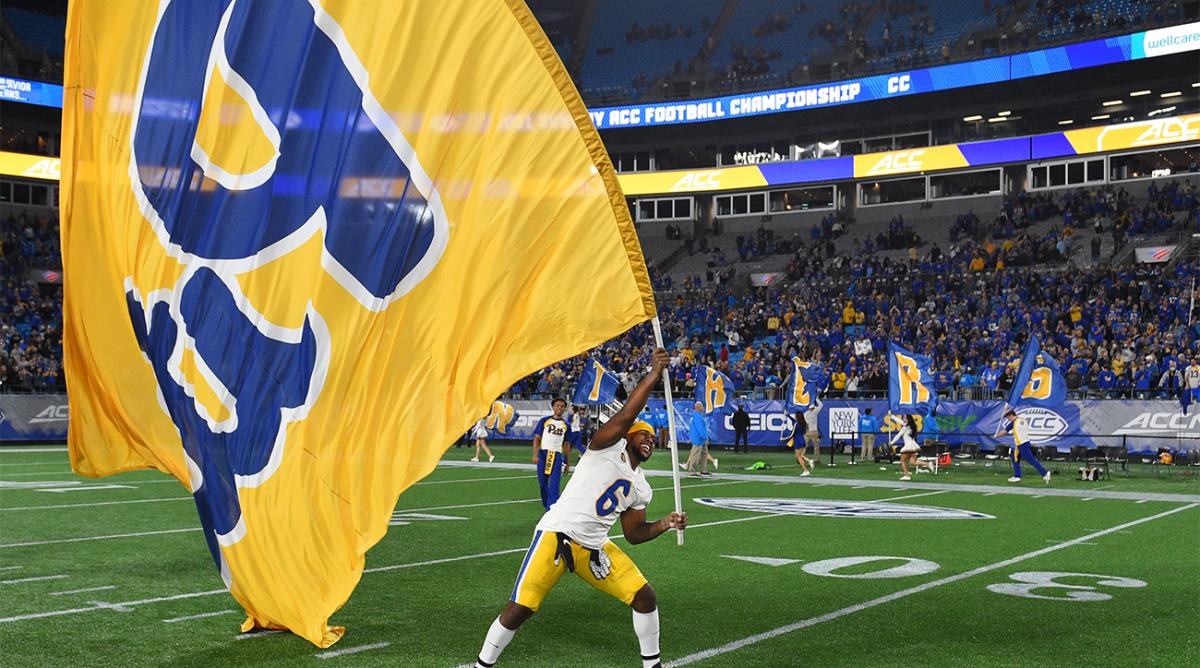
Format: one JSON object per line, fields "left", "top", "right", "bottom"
{"left": 1008, "top": 336, "right": 1067, "bottom": 408}
{"left": 572, "top": 359, "right": 619, "bottom": 405}
{"left": 63, "top": 0, "right": 655, "bottom": 648}
{"left": 888, "top": 342, "right": 938, "bottom": 413}
{"left": 784, "top": 357, "right": 821, "bottom": 411}
{"left": 695, "top": 365, "right": 735, "bottom": 414}
{"left": 124, "top": 0, "right": 446, "bottom": 576}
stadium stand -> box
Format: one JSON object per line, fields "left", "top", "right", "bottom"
{"left": 0, "top": 209, "right": 63, "bottom": 392}
{"left": 5, "top": 1, "right": 1193, "bottom": 105}
{"left": 513, "top": 177, "right": 1199, "bottom": 401}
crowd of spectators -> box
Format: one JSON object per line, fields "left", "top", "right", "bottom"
{"left": 1, "top": 210, "right": 64, "bottom": 392}
{"left": 513, "top": 258, "right": 1200, "bottom": 403}
{"left": 512, "top": 180, "right": 1200, "bottom": 402}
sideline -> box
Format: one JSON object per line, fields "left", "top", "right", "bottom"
{"left": 438, "top": 460, "right": 1200, "bottom": 503}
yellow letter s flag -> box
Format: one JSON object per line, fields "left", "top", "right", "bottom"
{"left": 61, "top": 0, "right": 653, "bottom": 647}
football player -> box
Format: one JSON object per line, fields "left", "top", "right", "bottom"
{"left": 472, "top": 348, "right": 686, "bottom": 668}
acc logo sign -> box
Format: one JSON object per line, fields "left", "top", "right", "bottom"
{"left": 28, "top": 405, "right": 70, "bottom": 424}
{"left": 1130, "top": 116, "right": 1200, "bottom": 148}
{"left": 1095, "top": 115, "right": 1200, "bottom": 151}
{"left": 886, "top": 75, "right": 911, "bottom": 94}
{"left": 671, "top": 170, "right": 722, "bottom": 191}
{"left": 22, "top": 158, "right": 61, "bottom": 180}
{"left": 866, "top": 149, "right": 925, "bottom": 176}
{"left": 695, "top": 497, "right": 993, "bottom": 520}
{"left": 1016, "top": 407, "right": 1069, "bottom": 443}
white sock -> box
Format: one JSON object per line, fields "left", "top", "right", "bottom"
{"left": 632, "top": 608, "right": 661, "bottom": 667}
{"left": 476, "top": 617, "right": 516, "bottom": 667}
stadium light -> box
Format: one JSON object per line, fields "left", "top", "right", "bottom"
{"left": 1091, "top": 114, "right": 1110, "bottom": 120}
{"left": 987, "top": 116, "right": 1006, "bottom": 123}
{"left": 1160, "top": 91, "right": 1181, "bottom": 98}
{"left": 962, "top": 115, "right": 982, "bottom": 122}
{"left": 997, "top": 110, "right": 1012, "bottom": 116}
{"left": 1192, "top": 82, "right": 1200, "bottom": 88}
{"left": 1102, "top": 100, "right": 1122, "bottom": 106}
{"left": 1058, "top": 119, "right": 1074, "bottom": 125}
{"left": 1129, "top": 90, "right": 1152, "bottom": 96}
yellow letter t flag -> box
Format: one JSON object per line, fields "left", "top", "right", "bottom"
{"left": 61, "top": 0, "right": 653, "bottom": 646}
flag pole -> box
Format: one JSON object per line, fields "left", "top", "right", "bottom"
{"left": 651, "top": 316, "right": 685, "bottom": 546}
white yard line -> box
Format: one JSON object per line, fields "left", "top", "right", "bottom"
{"left": 438, "top": 460, "right": 1200, "bottom": 503}
{"left": 235, "top": 630, "right": 285, "bottom": 641}
{"left": 0, "top": 497, "right": 193, "bottom": 512}
{"left": 0, "top": 448, "right": 67, "bottom": 453}
{"left": 163, "top": 609, "right": 238, "bottom": 623}
{"left": 0, "top": 528, "right": 201, "bottom": 549}
{"left": 364, "top": 548, "right": 527, "bottom": 574}
{"left": 0, "top": 566, "right": 22, "bottom": 571}
{"left": 414, "top": 475, "right": 530, "bottom": 486}
{"left": 315, "top": 642, "right": 391, "bottom": 659}
{"left": 1, "top": 574, "right": 69, "bottom": 585}
{"left": 668, "top": 503, "right": 1199, "bottom": 666}
{"left": 398, "top": 479, "right": 747, "bottom": 514}
{"left": 49, "top": 585, "right": 117, "bottom": 596}
{"left": 0, "top": 462, "right": 70, "bottom": 467}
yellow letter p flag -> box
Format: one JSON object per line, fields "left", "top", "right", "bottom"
{"left": 60, "top": 0, "right": 653, "bottom": 646}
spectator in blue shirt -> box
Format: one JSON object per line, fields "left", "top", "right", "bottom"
{"left": 1098, "top": 368, "right": 1117, "bottom": 397}
{"left": 685, "top": 402, "right": 710, "bottom": 477}
{"left": 858, "top": 408, "right": 880, "bottom": 461}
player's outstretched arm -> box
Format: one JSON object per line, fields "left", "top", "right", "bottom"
{"left": 590, "top": 348, "right": 669, "bottom": 450}
{"left": 619, "top": 507, "right": 687, "bottom": 545}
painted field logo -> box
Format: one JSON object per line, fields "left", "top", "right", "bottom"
{"left": 695, "top": 497, "right": 993, "bottom": 520}
{"left": 1017, "top": 407, "right": 1069, "bottom": 443}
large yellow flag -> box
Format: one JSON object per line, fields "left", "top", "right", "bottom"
{"left": 61, "top": 0, "right": 653, "bottom": 647}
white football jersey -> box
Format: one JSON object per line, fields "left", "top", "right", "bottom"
{"left": 535, "top": 416, "right": 569, "bottom": 453}
{"left": 535, "top": 441, "right": 653, "bottom": 549}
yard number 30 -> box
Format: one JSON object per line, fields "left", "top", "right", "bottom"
{"left": 987, "top": 572, "right": 1147, "bottom": 601}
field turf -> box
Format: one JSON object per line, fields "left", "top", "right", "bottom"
{"left": 1, "top": 443, "right": 1198, "bottom": 667}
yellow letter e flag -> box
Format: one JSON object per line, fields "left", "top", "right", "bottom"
{"left": 61, "top": 0, "right": 653, "bottom": 647}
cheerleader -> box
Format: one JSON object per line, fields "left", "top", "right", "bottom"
{"left": 889, "top": 414, "right": 932, "bottom": 480}
{"left": 470, "top": 417, "right": 495, "bottom": 463}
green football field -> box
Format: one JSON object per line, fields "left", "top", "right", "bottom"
{"left": 2, "top": 443, "right": 1198, "bottom": 667}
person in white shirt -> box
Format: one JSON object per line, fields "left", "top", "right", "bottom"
{"left": 472, "top": 348, "right": 686, "bottom": 668}
{"left": 470, "top": 417, "right": 495, "bottom": 463}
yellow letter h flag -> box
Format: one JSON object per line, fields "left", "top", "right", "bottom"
{"left": 61, "top": 0, "right": 652, "bottom": 646}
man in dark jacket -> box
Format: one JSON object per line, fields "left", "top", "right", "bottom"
{"left": 732, "top": 404, "right": 751, "bottom": 453}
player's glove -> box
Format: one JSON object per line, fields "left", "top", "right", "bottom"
{"left": 588, "top": 548, "right": 612, "bottom": 580}
{"left": 552, "top": 533, "right": 575, "bottom": 572}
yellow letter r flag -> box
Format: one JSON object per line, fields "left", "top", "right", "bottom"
{"left": 61, "top": 0, "right": 653, "bottom": 646}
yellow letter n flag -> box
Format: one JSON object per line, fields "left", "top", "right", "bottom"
{"left": 60, "top": 0, "right": 653, "bottom": 646}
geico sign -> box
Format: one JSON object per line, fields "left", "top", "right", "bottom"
{"left": 724, "top": 413, "right": 790, "bottom": 432}
{"left": 866, "top": 150, "right": 925, "bottom": 175}
{"left": 671, "top": 171, "right": 722, "bottom": 191}
{"left": 1115, "top": 411, "right": 1200, "bottom": 435}
{"left": 1017, "top": 407, "right": 1069, "bottom": 443}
